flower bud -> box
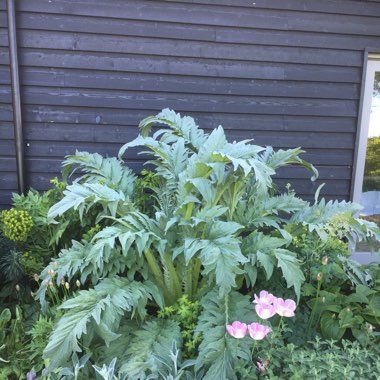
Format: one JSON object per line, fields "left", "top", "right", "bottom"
{"left": 48, "top": 281, "right": 54, "bottom": 288}
{"left": 76, "top": 280, "right": 80, "bottom": 287}
{"left": 65, "top": 282, "right": 70, "bottom": 290}
{"left": 316, "top": 272, "right": 323, "bottom": 281}
{"left": 15, "top": 284, "right": 20, "bottom": 292}
{"left": 367, "top": 323, "right": 373, "bottom": 333}
{"left": 322, "top": 256, "right": 328, "bottom": 265}
{"left": 322, "top": 297, "right": 326, "bottom": 303}
{"left": 33, "top": 274, "right": 39, "bottom": 282}
{"left": 61, "top": 278, "right": 65, "bottom": 286}
{"left": 53, "top": 261, "right": 59, "bottom": 268}
{"left": 48, "top": 269, "right": 55, "bottom": 277}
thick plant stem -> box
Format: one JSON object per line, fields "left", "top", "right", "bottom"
{"left": 228, "top": 181, "right": 245, "bottom": 220}
{"left": 185, "top": 202, "right": 194, "bottom": 220}
{"left": 144, "top": 249, "right": 165, "bottom": 293}
{"left": 308, "top": 277, "right": 322, "bottom": 330}
{"left": 192, "top": 258, "right": 202, "bottom": 297}
{"left": 164, "top": 252, "right": 182, "bottom": 304}
{"left": 212, "top": 183, "right": 229, "bottom": 208}
{"left": 185, "top": 261, "right": 193, "bottom": 299}
{"left": 224, "top": 294, "right": 229, "bottom": 326}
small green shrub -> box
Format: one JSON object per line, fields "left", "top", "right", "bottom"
{"left": 261, "top": 338, "right": 380, "bottom": 379}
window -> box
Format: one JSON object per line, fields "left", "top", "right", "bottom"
{"left": 352, "top": 55, "right": 380, "bottom": 262}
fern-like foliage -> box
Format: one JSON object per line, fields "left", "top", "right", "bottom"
{"left": 49, "top": 151, "right": 135, "bottom": 222}
{"left": 135, "top": 108, "right": 207, "bottom": 150}
{"left": 119, "top": 319, "right": 182, "bottom": 379}
{"left": 62, "top": 151, "right": 135, "bottom": 196}
{"left": 195, "top": 289, "right": 253, "bottom": 380}
{"left": 43, "top": 277, "right": 159, "bottom": 373}
{"left": 0, "top": 233, "right": 23, "bottom": 285}
{"left": 290, "top": 199, "right": 380, "bottom": 245}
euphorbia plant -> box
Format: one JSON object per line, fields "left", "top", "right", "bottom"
{"left": 34, "top": 109, "right": 380, "bottom": 378}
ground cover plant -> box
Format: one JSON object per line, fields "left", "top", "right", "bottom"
{"left": 0, "top": 109, "right": 380, "bottom": 379}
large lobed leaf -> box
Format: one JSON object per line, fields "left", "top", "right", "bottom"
{"left": 195, "top": 289, "right": 253, "bottom": 380}
{"left": 183, "top": 220, "right": 248, "bottom": 297}
{"left": 62, "top": 151, "right": 136, "bottom": 197}
{"left": 119, "top": 319, "right": 182, "bottom": 379}
{"left": 48, "top": 182, "right": 126, "bottom": 221}
{"left": 43, "top": 277, "right": 158, "bottom": 374}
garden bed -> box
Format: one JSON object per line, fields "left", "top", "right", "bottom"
{"left": 1, "top": 110, "right": 380, "bottom": 380}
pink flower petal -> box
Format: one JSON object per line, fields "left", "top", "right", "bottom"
{"left": 253, "top": 290, "right": 276, "bottom": 305}
{"left": 247, "top": 322, "right": 272, "bottom": 340}
{"left": 275, "top": 298, "right": 296, "bottom": 317}
{"left": 226, "top": 321, "right": 247, "bottom": 338}
{"left": 255, "top": 303, "right": 277, "bottom": 319}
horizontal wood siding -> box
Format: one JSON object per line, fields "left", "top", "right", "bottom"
{"left": 1, "top": 0, "right": 380, "bottom": 204}
{"left": 0, "top": 6, "right": 16, "bottom": 210}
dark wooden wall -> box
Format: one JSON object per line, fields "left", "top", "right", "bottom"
{"left": 1, "top": 0, "right": 380, "bottom": 208}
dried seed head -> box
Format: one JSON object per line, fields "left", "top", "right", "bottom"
{"left": 367, "top": 323, "right": 373, "bottom": 333}
{"left": 48, "top": 281, "right": 54, "bottom": 288}
{"left": 65, "top": 282, "right": 70, "bottom": 290}
{"left": 316, "top": 272, "right": 323, "bottom": 281}
{"left": 322, "top": 256, "right": 328, "bottom": 265}
{"left": 33, "top": 274, "right": 39, "bottom": 282}
{"left": 60, "top": 278, "right": 65, "bottom": 286}
{"left": 76, "top": 280, "right": 80, "bottom": 287}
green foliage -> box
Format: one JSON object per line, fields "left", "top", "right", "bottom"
{"left": 43, "top": 277, "right": 161, "bottom": 373}
{"left": 261, "top": 338, "right": 380, "bottom": 379}
{"left": 363, "top": 137, "right": 380, "bottom": 191}
{"left": 0, "top": 306, "right": 31, "bottom": 379}
{"left": 158, "top": 295, "right": 202, "bottom": 359}
{"left": 26, "top": 315, "right": 55, "bottom": 373}
{"left": 119, "top": 319, "right": 182, "bottom": 379}
{"left": 292, "top": 227, "right": 380, "bottom": 344}
{"left": 133, "top": 169, "right": 160, "bottom": 215}
{"left": 0, "top": 234, "right": 23, "bottom": 286}
{"left": 364, "top": 137, "right": 380, "bottom": 177}
{"left": 32, "top": 109, "right": 380, "bottom": 376}
{"left": 0, "top": 208, "right": 33, "bottom": 241}
{"left": 195, "top": 289, "right": 253, "bottom": 380}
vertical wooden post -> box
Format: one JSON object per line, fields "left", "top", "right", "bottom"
{"left": 7, "top": 0, "right": 25, "bottom": 194}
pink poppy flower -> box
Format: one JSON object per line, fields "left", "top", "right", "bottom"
{"left": 226, "top": 321, "right": 247, "bottom": 338}
{"left": 253, "top": 290, "right": 276, "bottom": 305}
{"left": 247, "top": 322, "right": 272, "bottom": 340}
{"left": 253, "top": 290, "right": 277, "bottom": 319}
{"left": 275, "top": 298, "right": 296, "bottom": 317}
{"left": 255, "top": 302, "right": 277, "bottom": 319}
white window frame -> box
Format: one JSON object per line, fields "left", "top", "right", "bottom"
{"left": 353, "top": 56, "right": 380, "bottom": 204}
{"left": 351, "top": 54, "right": 380, "bottom": 263}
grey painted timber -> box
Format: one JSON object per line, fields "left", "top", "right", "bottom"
{"left": 1, "top": 0, "right": 380, "bottom": 209}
